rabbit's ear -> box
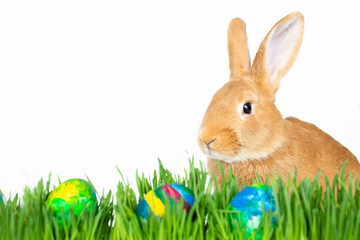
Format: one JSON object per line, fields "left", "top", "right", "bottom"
{"left": 251, "top": 12, "right": 304, "bottom": 94}
{"left": 228, "top": 18, "right": 251, "bottom": 81}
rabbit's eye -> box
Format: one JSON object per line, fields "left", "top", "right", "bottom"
{"left": 243, "top": 103, "right": 252, "bottom": 114}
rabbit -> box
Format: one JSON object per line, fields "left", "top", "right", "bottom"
{"left": 197, "top": 12, "right": 360, "bottom": 188}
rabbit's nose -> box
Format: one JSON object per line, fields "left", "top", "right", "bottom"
{"left": 205, "top": 139, "right": 216, "bottom": 149}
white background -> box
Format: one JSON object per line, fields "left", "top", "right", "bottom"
{"left": 0, "top": 0, "right": 359, "bottom": 198}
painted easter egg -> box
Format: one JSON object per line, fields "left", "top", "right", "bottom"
{"left": 135, "top": 183, "right": 195, "bottom": 220}
{"left": 0, "top": 192, "right": 3, "bottom": 203}
{"left": 228, "top": 184, "right": 276, "bottom": 240}
{"left": 47, "top": 178, "right": 98, "bottom": 227}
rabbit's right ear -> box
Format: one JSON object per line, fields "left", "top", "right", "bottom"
{"left": 228, "top": 18, "right": 251, "bottom": 81}
{"left": 251, "top": 12, "right": 304, "bottom": 95}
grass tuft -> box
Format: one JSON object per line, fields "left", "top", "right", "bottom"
{"left": 0, "top": 157, "right": 359, "bottom": 239}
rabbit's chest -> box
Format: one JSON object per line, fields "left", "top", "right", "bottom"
{"left": 207, "top": 150, "right": 299, "bottom": 187}
{"left": 208, "top": 158, "right": 284, "bottom": 186}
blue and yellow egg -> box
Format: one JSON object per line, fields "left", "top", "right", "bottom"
{"left": 228, "top": 184, "right": 276, "bottom": 239}
{"left": 47, "top": 178, "right": 98, "bottom": 227}
{"left": 135, "top": 183, "right": 195, "bottom": 220}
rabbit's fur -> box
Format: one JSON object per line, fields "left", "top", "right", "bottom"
{"left": 198, "top": 12, "right": 360, "bottom": 187}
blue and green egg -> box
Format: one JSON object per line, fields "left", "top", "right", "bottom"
{"left": 228, "top": 184, "right": 276, "bottom": 239}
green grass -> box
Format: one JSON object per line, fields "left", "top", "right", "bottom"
{"left": 1, "top": 157, "right": 360, "bottom": 239}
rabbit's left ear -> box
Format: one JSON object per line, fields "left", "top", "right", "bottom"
{"left": 251, "top": 12, "right": 304, "bottom": 95}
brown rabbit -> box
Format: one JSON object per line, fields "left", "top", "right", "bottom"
{"left": 197, "top": 12, "right": 360, "bottom": 188}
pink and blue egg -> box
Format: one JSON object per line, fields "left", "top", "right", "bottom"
{"left": 135, "top": 183, "right": 195, "bottom": 220}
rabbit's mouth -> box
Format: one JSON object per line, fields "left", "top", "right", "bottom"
{"left": 200, "top": 145, "right": 225, "bottom": 161}
{"left": 201, "top": 142, "right": 219, "bottom": 159}
{"left": 198, "top": 134, "right": 274, "bottom": 163}
{"left": 198, "top": 136, "right": 243, "bottom": 162}
{"left": 197, "top": 126, "right": 245, "bottom": 162}
{"left": 198, "top": 137, "right": 218, "bottom": 158}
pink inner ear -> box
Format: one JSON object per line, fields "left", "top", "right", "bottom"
{"left": 269, "top": 26, "right": 292, "bottom": 67}
{"left": 266, "top": 17, "right": 301, "bottom": 84}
